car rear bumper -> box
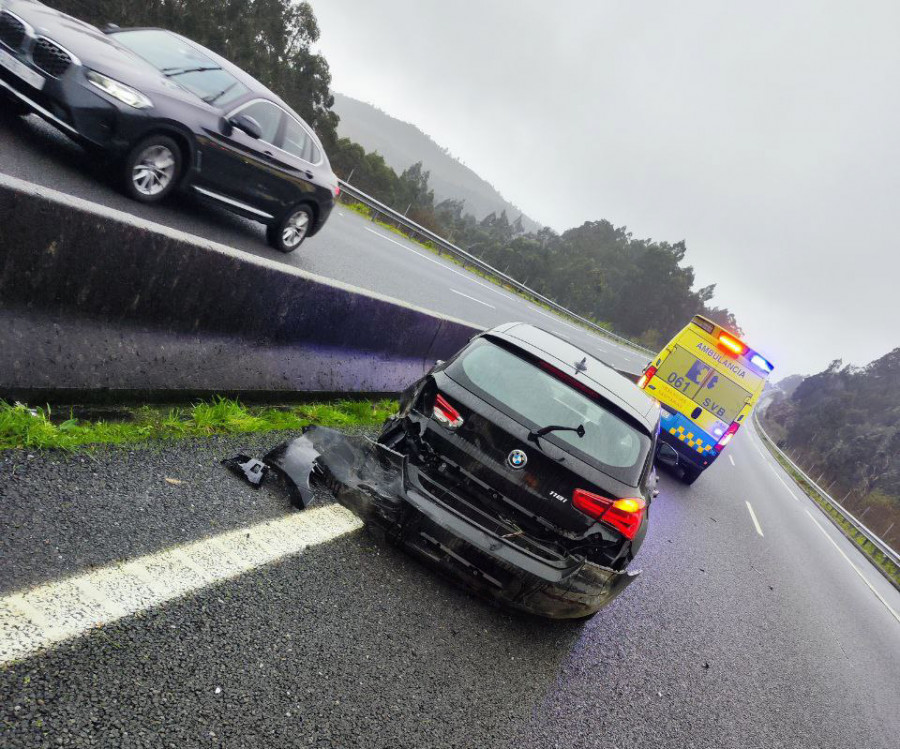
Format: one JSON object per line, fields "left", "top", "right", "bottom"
{"left": 278, "top": 427, "right": 639, "bottom": 619}
{"left": 659, "top": 430, "right": 718, "bottom": 473}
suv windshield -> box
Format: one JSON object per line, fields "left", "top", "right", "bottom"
{"left": 111, "top": 29, "right": 249, "bottom": 107}
{"left": 447, "top": 339, "right": 651, "bottom": 485}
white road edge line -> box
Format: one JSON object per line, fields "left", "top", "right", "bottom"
{"left": 0, "top": 505, "right": 363, "bottom": 666}
{"left": 362, "top": 228, "right": 587, "bottom": 333}
{"left": 745, "top": 501, "right": 765, "bottom": 537}
{"left": 804, "top": 509, "right": 900, "bottom": 624}
{"left": 364, "top": 227, "right": 512, "bottom": 299}
{"left": 750, "top": 427, "right": 799, "bottom": 501}
{"left": 729, "top": 455, "right": 735, "bottom": 466}
{"left": 449, "top": 288, "right": 495, "bottom": 308}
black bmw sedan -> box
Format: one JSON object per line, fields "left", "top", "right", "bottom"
{"left": 0, "top": 0, "right": 339, "bottom": 251}
{"left": 266, "top": 323, "right": 668, "bottom": 619}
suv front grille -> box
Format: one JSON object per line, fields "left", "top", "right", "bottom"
{"left": 0, "top": 11, "right": 26, "bottom": 50}
{"left": 32, "top": 37, "right": 71, "bottom": 77}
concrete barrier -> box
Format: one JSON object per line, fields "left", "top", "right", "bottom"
{"left": 0, "top": 174, "right": 482, "bottom": 402}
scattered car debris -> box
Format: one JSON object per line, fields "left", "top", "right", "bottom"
{"left": 164, "top": 477, "right": 184, "bottom": 486}
{"left": 221, "top": 456, "right": 267, "bottom": 488}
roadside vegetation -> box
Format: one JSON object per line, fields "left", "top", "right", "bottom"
{"left": 55, "top": 0, "right": 741, "bottom": 350}
{"left": 762, "top": 349, "right": 900, "bottom": 553}
{"left": 0, "top": 398, "right": 396, "bottom": 451}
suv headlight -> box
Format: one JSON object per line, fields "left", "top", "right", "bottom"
{"left": 86, "top": 70, "right": 152, "bottom": 109}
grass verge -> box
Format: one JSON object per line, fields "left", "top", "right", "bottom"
{"left": 340, "top": 198, "right": 652, "bottom": 355}
{"left": 755, "top": 417, "right": 900, "bottom": 589}
{"left": 0, "top": 397, "right": 397, "bottom": 451}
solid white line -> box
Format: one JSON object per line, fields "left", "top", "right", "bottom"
{"left": 729, "top": 455, "right": 735, "bottom": 466}
{"left": 0, "top": 505, "right": 363, "bottom": 666}
{"left": 449, "top": 288, "right": 495, "bottom": 308}
{"left": 364, "top": 227, "right": 511, "bottom": 299}
{"left": 774, "top": 472, "right": 800, "bottom": 501}
{"left": 804, "top": 509, "right": 900, "bottom": 624}
{"left": 362, "top": 228, "right": 639, "bottom": 354}
{"left": 745, "top": 501, "right": 765, "bottom": 537}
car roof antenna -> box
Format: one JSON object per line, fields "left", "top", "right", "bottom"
{"left": 574, "top": 357, "right": 587, "bottom": 373}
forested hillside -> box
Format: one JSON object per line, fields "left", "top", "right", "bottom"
{"left": 50, "top": 0, "right": 741, "bottom": 347}
{"left": 763, "top": 349, "right": 900, "bottom": 548}
{"left": 331, "top": 94, "right": 540, "bottom": 231}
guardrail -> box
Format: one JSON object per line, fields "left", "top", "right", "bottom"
{"left": 753, "top": 409, "right": 900, "bottom": 575}
{"left": 338, "top": 179, "right": 655, "bottom": 357}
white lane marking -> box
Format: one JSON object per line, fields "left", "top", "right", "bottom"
{"left": 529, "top": 306, "right": 581, "bottom": 331}
{"left": 729, "top": 455, "right": 735, "bottom": 466}
{"left": 745, "top": 501, "right": 765, "bottom": 537}
{"left": 449, "top": 288, "right": 495, "bottom": 309}
{"left": 804, "top": 509, "right": 900, "bottom": 624}
{"left": 774, "top": 472, "right": 800, "bottom": 501}
{"left": 750, "top": 428, "right": 803, "bottom": 503}
{"left": 362, "top": 227, "right": 638, "bottom": 353}
{"left": 364, "top": 228, "right": 511, "bottom": 299}
{"left": 0, "top": 505, "right": 363, "bottom": 666}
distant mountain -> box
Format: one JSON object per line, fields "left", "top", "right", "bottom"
{"left": 331, "top": 93, "right": 541, "bottom": 232}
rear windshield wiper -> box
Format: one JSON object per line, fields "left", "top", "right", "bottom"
{"left": 528, "top": 423, "right": 585, "bottom": 444}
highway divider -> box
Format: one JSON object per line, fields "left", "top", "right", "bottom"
{"left": 0, "top": 174, "right": 482, "bottom": 402}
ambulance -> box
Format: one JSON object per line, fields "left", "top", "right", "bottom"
{"left": 637, "top": 315, "right": 774, "bottom": 484}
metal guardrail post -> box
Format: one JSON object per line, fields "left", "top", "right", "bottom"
{"left": 337, "top": 179, "right": 655, "bottom": 357}
{"left": 753, "top": 411, "right": 899, "bottom": 568}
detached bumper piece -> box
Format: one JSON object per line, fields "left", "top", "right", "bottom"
{"left": 224, "top": 426, "right": 638, "bottom": 619}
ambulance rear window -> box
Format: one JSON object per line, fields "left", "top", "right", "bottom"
{"left": 655, "top": 345, "right": 751, "bottom": 422}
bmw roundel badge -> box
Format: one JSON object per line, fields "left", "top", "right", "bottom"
{"left": 507, "top": 449, "right": 528, "bottom": 470}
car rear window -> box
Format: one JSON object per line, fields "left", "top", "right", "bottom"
{"left": 112, "top": 29, "right": 249, "bottom": 107}
{"left": 447, "top": 339, "right": 651, "bottom": 485}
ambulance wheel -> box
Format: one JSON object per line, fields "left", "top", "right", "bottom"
{"left": 682, "top": 466, "right": 702, "bottom": 485}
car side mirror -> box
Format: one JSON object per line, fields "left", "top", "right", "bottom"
{"left": 656, "top": 442, "right": 679, "bottom": 468}
{"left": 229, "top": 114, "right": 262, "bottom": 139}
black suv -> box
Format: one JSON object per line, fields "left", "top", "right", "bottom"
{"left": 0, "top": 0, "right": 338, "bottom": 251}
{"left": 278, "top": 323, "right": 666, "bottom": 619}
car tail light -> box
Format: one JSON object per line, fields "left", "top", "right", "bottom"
{"left": 573, "top": 489, "right": 613, "bottom": 518}
{"left": 432, "top": 394, "right": 464, "bottom": 430}
{"left": 637, "top": 365, "right": 657, "bottom": 389}
{"left": 333, "top": 184, "right": 341, "bottom": 198}
{"left": 573, "top": 490, "right": 646, "bottom": 540}
{"left": 714, "top": 422, "right": 741, "bottom": 451}
{"left": 601, "top": 497, "right": 647, "bottom": 540}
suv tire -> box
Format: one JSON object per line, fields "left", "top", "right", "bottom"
{"left": 267, "top": 204, "right": 314, "bottom": 253}
{"left": 122, "top": 135, "right": 182, "bottom": 203}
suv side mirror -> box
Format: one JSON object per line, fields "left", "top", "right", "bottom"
{"left": 229, "top": 114, "right": 262, "bottom": 139}
{"left": 656, "top": 442, "right": 679, "bottom": 469}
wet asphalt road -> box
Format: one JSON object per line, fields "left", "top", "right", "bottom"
{"left": 0, "top": 112, "right": 643, "bottom": 375}
{"left": 1, "top": 111, "right": 899, "bottom": 746}
{"left": 1, "top": 427, "right": 898, "bottom": 748}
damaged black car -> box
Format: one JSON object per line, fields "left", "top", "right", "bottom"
{"left": 235, "top": 323, "right": 664, "bottom": 619}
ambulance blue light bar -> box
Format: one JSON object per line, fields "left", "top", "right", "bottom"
{"left": 750, "top": 353, "right": 773, "bottom": 372}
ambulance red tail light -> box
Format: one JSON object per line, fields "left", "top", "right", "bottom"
{"left": 637, "top": 366, "right": 657, "bottom": 389}
{"left": 717, "top": 334, "right": 746, "bottom": 356}
{"left": 573, "top": 490, "right": 646, "bottom": 540}
{"left": 715, "top": 422, "right": 741, "bottom": 451}
{"left": 432, "top": 394, "right": 464, "bottom": 430}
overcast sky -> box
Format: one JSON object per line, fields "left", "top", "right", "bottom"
{"left": 308, "top": 0, "right": 899, "bottom": 378}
